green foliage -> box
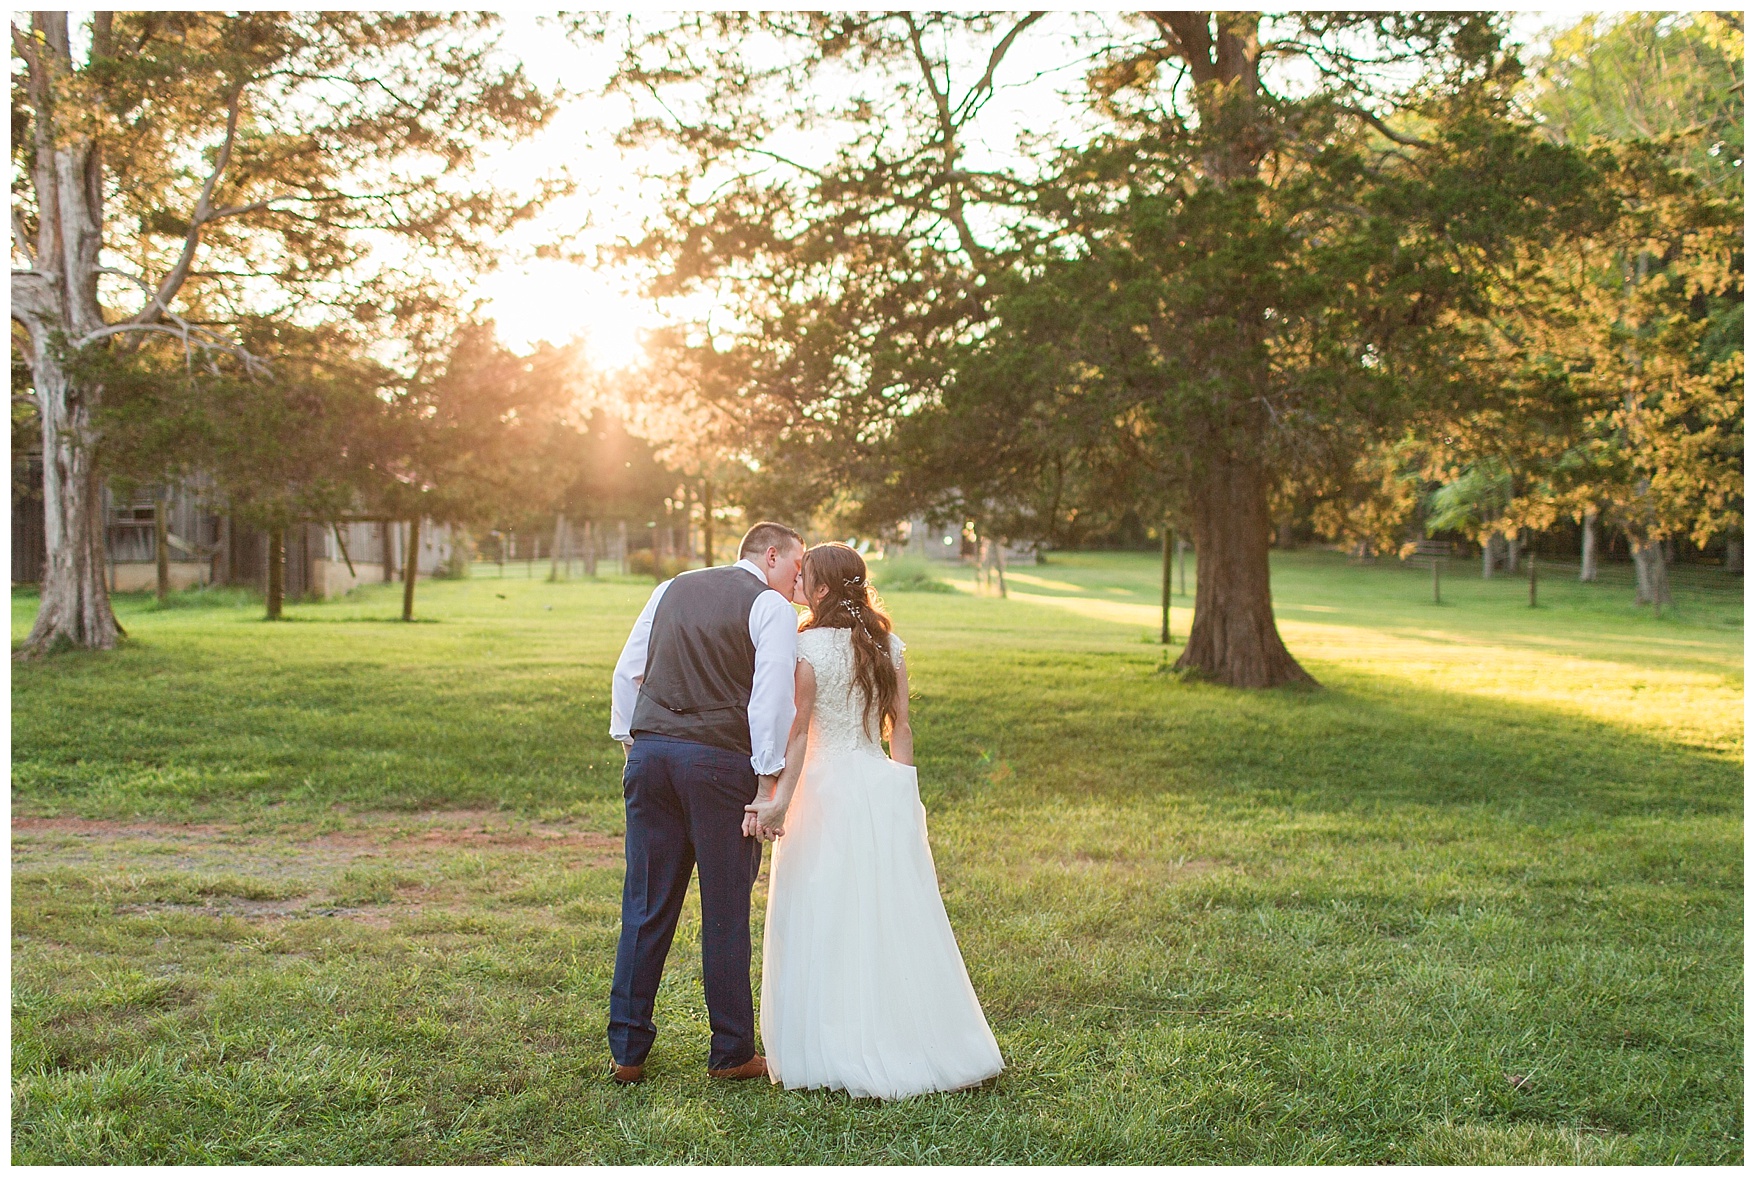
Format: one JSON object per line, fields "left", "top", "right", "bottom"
{"left": 10, "top": 555, "right": 1740, "bottom": 1162}
{"left": 1528, "top": 13, "right": 1744, "bottom": 189}
{"left": 625, "top": 550, "right": 694, "bottom": 579}
{"left": 871, "top": 557, "right": 953, "bottom": 594}
{"left": 1425, "top": 461, "right": 1514, "bottom": 537}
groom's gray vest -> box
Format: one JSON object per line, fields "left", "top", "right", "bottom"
{"left": 630, "top": 565, "right": 770, "bottom": 756}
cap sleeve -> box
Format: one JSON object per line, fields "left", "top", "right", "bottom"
{"left": 888, "top": 632, "right": 906, "bottom": 668}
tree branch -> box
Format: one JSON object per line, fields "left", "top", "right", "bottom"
{"left": 133, "top": 81, "right": 247, "bottom": 331}
{"left": 1340, "top": 104, "right": 1430, "bottom": 149}
{"left": 10, "top": 269, "right": 58, "bottom": 327}
{"left": 75, "top": 319, "right": 268, "bottom": 376}
{"left": 1148, "top": 12, "right": 1218, "bottom": 85}
{"left": 11, "top": 209, "right": 37, "bottom": 268}
{"left": 901, "top": 14, "right": 986, "bottom": 268}
{"left": 952, "top": 11, "right": 1045, "bottom": 121}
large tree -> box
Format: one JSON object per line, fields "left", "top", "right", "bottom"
{"left": 602, "top": 12, "right": 1604, "bottom": 685}
{"left": 10, "top": 12, "right": 559, "bottom": 655}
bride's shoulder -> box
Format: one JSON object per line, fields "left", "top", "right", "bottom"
{"left": 796, "top": 625, "right": 847, "bottom": 657}
{"left": 887, "top": 630, "right": 906, "bottom": 666}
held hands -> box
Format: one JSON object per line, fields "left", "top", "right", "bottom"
{"left": 743, "top": 797, "right": 788, "bottom": 841}
{"left": 744, "top": 778, "right": 788, "bottom": 841}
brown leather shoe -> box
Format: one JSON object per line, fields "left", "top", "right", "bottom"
{"left": 609, "top": 1061, "right": 645, "bottom": 1085}
{"left": 707, "top": 1054, "right": 767, "bottom": 1081}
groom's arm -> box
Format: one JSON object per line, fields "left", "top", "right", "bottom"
{"left": 608, "top": 581, "right": 671, "bottom": 749}
{"left": 745, "top": 590, "right": 799, "bottom": 778}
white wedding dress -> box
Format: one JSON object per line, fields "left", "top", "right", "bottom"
{"left": 761, "top": 627, "right": 1004, "bottom": 1100}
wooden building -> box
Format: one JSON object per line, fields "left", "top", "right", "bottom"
{"left": 11, "top": 465, "right": 457, "bottom": 598}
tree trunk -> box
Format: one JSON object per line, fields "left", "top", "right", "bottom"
{"left": 1482, "top": 532, "right": 1506, "bottom": 579}
{"left": 617, "top": 520, "right": 628, "bottom": 574}
{"left": 1726, "top": 530, "right": 1742, "bottom": 576}
{"left": 550, "top": 513, "right": 566, "bottom": 581}
{"left": 1174, "top": 452, "right": 1313, "bottom": 687}
{"left": 18, "top": 369, "right": 124, "bottom": 656}
{"left": 1579, "top": 510, "right": 1599, "bottom": 581}
{"left": 584, "top": 519, "right": 597, "bottom": 576}
{"left": 402, "top": 517, "right": 421, "bottom": 621}
{"left": 382, "top": 521, "right": 397, "bottom": 582}
{"left": 154, "top": 491, "right": 171, "bottom": 602}
{"left": 13, "top": 15, "right": 125, "bottom": 658}
{"left": 701, "top": 479, "right": 714, "bottom": 567}
{"left": 1177, "top": 537, "right": 1187, "bottom": 596}
{"left": 265, "top": 527, "right": 285, "bottom": 619}
{"left": 1160, "top": 525, "right": 1173, "bottom": 644}
{"left": 994, "top": 537, "right": 1008, "bottom": 598}
{"left": 1630, "top": 536, "right": 1672, "bottom": 608}
{"left": 1505, "top": 532, "right": 1520, "bottom": 575}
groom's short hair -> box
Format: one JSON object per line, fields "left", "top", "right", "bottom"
{"left": 739, "top": 521, "right": 803, "bottom": 560}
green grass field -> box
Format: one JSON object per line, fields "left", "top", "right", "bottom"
{"left": 11, "top": 550, "right": 1743, "bottom": 1163}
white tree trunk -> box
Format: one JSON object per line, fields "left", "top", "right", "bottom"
{"left": 13, "top": 14, "right": 123, "bottom": 656}
{"left": 18, "top": 357, "right": 124, "bottom": 654}
{"left": 1579, "top": 511, "right": 1598, "bottom": 581}
{"left": 1482, "top": 533, "right": 1502, "bottom": 579}
{"left": 1630, "top": 536, "right": 1672, "bottom": 607}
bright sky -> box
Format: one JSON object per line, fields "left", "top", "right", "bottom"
{"left": 473, "top": 12, "right": 1571, "bottom": 371}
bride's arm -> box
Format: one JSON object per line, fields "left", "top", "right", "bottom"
{"left": 744, "top": 659, "right": 815, "bottom": 838}
{"left": 887, "top": 656, "right": 913, "bottom": 766}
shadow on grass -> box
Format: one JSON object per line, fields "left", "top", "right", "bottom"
{"left": 11, "top": 617, "right": 1740, "bottom": 832}
{"left": 915, "top": 654, "right": 1738, "bottom": 828}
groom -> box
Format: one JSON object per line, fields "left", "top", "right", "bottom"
{"left": 605, "top": 521, "right": 804, "bottom": 1084}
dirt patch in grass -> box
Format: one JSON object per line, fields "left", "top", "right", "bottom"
{"left": 14, "top": 817, "right": 235, "bottom": 841}
{"left": 15, "top": 811, "right": 622, "bottom": 858}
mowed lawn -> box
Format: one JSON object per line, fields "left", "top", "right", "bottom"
{"left": 11, "top": 550, "right": 1743, "bottom": 1164}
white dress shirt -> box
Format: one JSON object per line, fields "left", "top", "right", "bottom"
{"left": 609, "top": 558, "right": 799, "bottom": 776}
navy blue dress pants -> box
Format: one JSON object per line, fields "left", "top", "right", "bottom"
{"left": 608, "top": 733, "right": 764, "bottom": 1070}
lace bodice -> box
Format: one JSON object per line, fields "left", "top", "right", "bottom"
{"left": 797, "top": 627, "right": 906, "bottom": 756}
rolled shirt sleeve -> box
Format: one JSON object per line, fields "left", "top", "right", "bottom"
{"left": 609, "top": 580, "right": 671, "bottom": 745}
{"left": 745, "top": 589, "right": 800, "bottom": 776}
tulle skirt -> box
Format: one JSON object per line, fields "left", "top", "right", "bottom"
{"left": 760, "top": 747, "right": 1004, "bottom": 1100}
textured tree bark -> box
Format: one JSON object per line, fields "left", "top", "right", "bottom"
{"left": 1174, "top": 452, "right": 1314, "bottom": 687}
{"left": 402, "top": 517, "right": 421, "bottom": 621}
{"left": 18, "top": 365, "right": 125, "bottom": 655}
{"left": 1579, "top": 510, "right": 1599, "bottom": 581}
{"left": 265, "top": 527, "right": 285, "bottom": 619}
{"left": 13, "top": 16, "right": 124, "bottom": 657}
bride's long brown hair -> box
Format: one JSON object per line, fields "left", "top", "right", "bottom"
{"left": 800, "top": 543, "right": 899, "bottom": 741}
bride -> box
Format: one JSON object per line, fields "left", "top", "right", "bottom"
{"left": 743, "top": 542, "right": 1004, "bottom": 1100}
